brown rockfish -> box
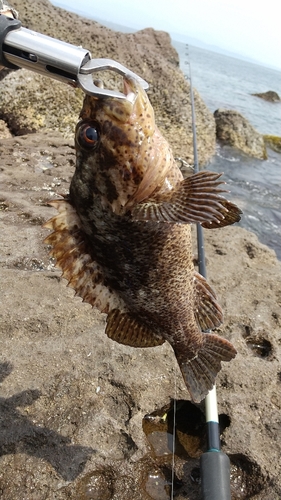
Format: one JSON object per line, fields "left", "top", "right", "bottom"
{"left": 43, "top": 76, "right": 241, "bottom": 403}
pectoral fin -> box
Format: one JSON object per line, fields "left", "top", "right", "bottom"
{"left": 106, "top": 309, "right": 164, "bottom": 348}
{"left": 131, "top": 171, "right": 242, "bottom": 227}
{"left": 201, "top": 199, "right": 242, "bottom": 228}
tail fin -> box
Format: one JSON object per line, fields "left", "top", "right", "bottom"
{"left": 179, "top": 334, "right": 236, "bottom": 403}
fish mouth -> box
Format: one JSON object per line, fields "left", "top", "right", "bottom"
{"left": 90, "top": 75, "right": 148, "bottom": 123}
{"left": 93, "top": 75, "right": 138, "bottom": 104}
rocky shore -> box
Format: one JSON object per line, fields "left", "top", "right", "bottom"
{"left": 1, "top": 1, "right": 281, "bottom": 499}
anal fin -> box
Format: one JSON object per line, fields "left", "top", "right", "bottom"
{"left": 131, "top": 170, "right": 242, "bottom": 227}
{"left": 194, "top": 271, "right": 223, "bottom": 331}
{"left": 106, "top": 309, "right": 164, "bottom": 348}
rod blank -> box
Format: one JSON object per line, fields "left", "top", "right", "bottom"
{"left": 185, "top": 44, "right": 232, "bottom": 499}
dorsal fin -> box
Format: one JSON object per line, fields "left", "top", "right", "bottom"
{"left": 43, "top": 199, "right": 125, "bottom": 314}
{"left": 193, "top": 271, "right": 223, "bottom": 331}
{"left": 131, "top": 171, "right": 242, "bottom": 227}
{"left": 106, "top": 309, "right": 164, "bottom": 348}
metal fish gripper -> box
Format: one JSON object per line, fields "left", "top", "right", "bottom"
{"left": 0, "top": 12, "right": 149, "bottom": 99}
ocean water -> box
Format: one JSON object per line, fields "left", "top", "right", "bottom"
{"left": 173, "top": 42, "right": 281, "bottom": 259}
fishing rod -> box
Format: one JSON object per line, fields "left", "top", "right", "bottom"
{"left": 185, "top": 45, "right": 231, "bottom": 500}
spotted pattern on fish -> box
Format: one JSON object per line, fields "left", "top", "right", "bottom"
{"left": 44, "top": 76, "right": 241, "bottom": 402}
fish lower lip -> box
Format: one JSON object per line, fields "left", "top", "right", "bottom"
{"left": 126, "top": 91, "right": 136, "bottom": 103}
{"left": 123, "top": 78, "right": 136, "bottom": 103}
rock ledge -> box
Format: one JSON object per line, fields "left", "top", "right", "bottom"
{"left": 214, "top": 108, "right": 267, "bottom": 159}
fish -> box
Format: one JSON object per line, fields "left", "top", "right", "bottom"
{"left": 43, "top": 76, "right": 241, "bottom": 403}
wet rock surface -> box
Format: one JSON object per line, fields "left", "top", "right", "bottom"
{"left": 1, "top": 1, "right": 281, "bottom": 499}
{"left": 214, "top": 108, "right": 267, "bottom": 159}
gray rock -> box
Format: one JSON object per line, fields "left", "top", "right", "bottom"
{"left": 0, "top": 118, "right": 12, "bottom": 138}
{"left": 251, "top": 90, "right": 280, "bottom": 102}
{"left": 0, "top": 69, "right": 85, "bottom": 136}
{"left": 214, "top": 108, "right": 267, "bottom": 159}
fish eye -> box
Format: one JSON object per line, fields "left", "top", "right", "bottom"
{"left": 77, "top": 122, "right": 99, "bottom": 149}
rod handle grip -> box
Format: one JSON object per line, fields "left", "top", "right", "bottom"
{"left": 200, "top": 451, "right": 231, "bottom": 500}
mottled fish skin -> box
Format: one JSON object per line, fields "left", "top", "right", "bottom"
{"left": 44, "top": 77, "right": 241, "bottom": 402}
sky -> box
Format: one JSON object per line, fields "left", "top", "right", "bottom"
{"left": 52, "top": 0, "right": 280, "bottom": 70}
